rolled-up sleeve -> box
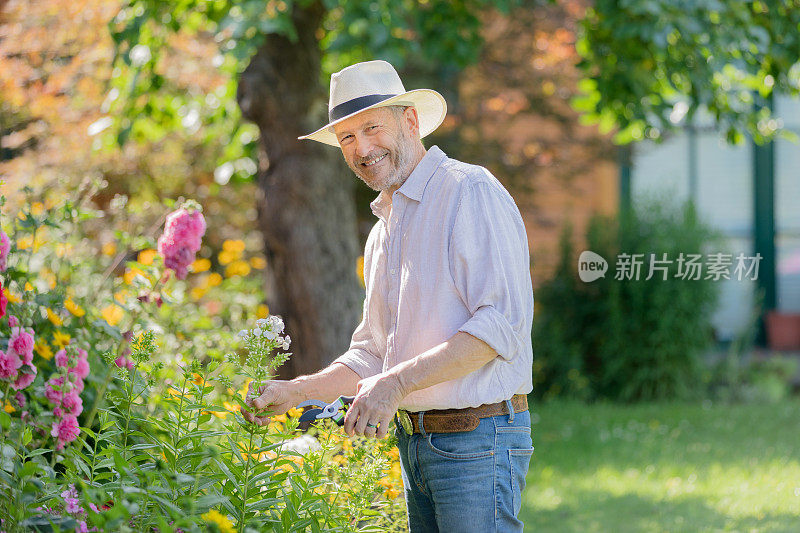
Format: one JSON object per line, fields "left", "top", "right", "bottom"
{"left": 332, "top": 296, "right": 384, "bottom": 379}
{"left": 448, "top": 180, "right": 533, "bottom": 361}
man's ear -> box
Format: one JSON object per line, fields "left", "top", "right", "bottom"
{"left": 403, "top": 106, "right": 421, "bottom": 137}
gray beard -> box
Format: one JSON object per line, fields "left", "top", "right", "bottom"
{"left": 353, "top": 129, "right": 416, "bottom": 193}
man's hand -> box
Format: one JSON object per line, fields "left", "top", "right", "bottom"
{"left": 242, "top": 380, "right": 302, "bottom": 426}
{"left": 343, "top": 372, "right": 407, "bottom": 439}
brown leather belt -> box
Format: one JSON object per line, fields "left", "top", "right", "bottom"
{"left": 395, "top": 394, "right": 528, "bottom": 435}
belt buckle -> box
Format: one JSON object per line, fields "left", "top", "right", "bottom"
{"left": 397, "top": 410, "right": 413, "bottom": 435}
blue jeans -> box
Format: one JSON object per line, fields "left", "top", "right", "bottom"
{"left": 394, "top": 401, "right": 534, "bottom": 532}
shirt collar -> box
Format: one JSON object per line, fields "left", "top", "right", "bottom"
{"left": 369, "top": 145, "right": 447, "bottom": 220}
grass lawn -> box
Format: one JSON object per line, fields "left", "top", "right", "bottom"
{"left": 519, "top": 399, "right": 800, "bottom": 532}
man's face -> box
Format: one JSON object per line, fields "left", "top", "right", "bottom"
{"left": 333, "top": 106, "right": 418, "bottom": 193}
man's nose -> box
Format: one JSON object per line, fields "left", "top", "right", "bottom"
{"left": 354, "top": 135, "right": 374, "bottom": 159}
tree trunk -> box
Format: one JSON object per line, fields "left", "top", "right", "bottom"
{"left": 236, "top": 2, "right": 363, "bottom": 380}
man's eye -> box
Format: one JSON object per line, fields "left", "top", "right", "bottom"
{"left": 367, "top": 125, "right": 378, "bottom": 131}
{"left": 340, "top": 135, "right": 353, "bottom": 143}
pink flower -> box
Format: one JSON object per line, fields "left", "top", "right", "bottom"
{"left": 14, "top": 391, "right": 25, "bottom": 408}
{"left": 60, "top": 484, "right": 82, "bottom": 514}
{"left": 11, "top": 365, "right": 36, "bottom": 390}
{"left": 54, "top": 348, "right": 69, "bottom": 368}
{"left": 45, "top": 375, "right": 65, "bottom": 404}
{"left": 9, "top": 327, "right": 34, "bottom": 361}
{"left": 7, "top": 315, "right": 18, "bottom": 328}
{"left": 0, "top": 349, "right": 22, "bottom": 380}
{"left": 115, "top": 355, "right": 134, "bottom": 370}
{"left": 157, "top": 205, "right": 206, "bottom": 280}
{"left": 69, "top": 357, "right": 90, "bottom": 380}
{"left": 61, "top": 390, "right": 83, "bottom": 416}
{"left": 0, "top": 280, "right": 6, "bottom": 320}
{"left": 51, "top": 415, "right": 80, "bottom": 450}
{"left": 0, "top": 230, "right": 9, "bottom": 272}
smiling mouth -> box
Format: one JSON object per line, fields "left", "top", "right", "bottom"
{"left": 361, "top": 153, "right": 388, "bottom": 167}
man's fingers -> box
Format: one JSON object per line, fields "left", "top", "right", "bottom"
{"left": 252, "top": 388, "right": 276, "bottom": 410}
{"left": 343, "top": 405, "right": 358, "bottom": 436}
{"left": 375, "top": 416, "right": 392, "bottom": 439}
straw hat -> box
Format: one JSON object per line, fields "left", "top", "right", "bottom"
{"left": 298, "top": 60, "right": 447, "bottom": 147}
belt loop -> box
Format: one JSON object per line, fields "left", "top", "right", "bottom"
{"left": 506, "top": 398, "right": 515, "bottom": 423}
{"left": 418, "top": 411, "right": 428, "bottom": 437}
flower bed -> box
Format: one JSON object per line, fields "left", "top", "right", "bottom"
{"left": 0, "top": 184, "right": 405, "bottom": 532}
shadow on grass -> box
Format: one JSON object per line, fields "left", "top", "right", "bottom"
{"left": 519, "top": 486, "right": 798, "bottom": 533}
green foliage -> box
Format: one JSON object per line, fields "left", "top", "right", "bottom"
{"left": 574, "top": 0, "right": 800, "bottom": 145}
{"left": 533, "top": 195, "right": 722, "bottom": 401}
{"left": 104, "top": 0, "right": 532, "bottom": 156}
{"left": 0, "top": 184, "right": 407, "bottom": 530}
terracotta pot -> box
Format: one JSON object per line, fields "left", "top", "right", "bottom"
{"left": 765, "top": 311, "right": 800, "bottom": 350}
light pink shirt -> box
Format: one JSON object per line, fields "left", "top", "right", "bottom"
{"left": 333, "top": 145, "right": 534, "bottom": 411}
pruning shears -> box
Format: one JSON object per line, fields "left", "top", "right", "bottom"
{"left": 297, "top": 396, "right": 355, "bottom": 426}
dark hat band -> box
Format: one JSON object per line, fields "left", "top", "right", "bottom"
{"left": 329, "top": 93, "right": 399, "bottom": 122}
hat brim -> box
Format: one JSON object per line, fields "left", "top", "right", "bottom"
{"left": 297, "top": 89, "right": 447, "bottom": 147}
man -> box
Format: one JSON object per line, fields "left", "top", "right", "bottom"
{"left": 242, "top": 60, "right": 534, "bottom": 532}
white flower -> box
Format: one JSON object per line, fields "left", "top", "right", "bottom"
{"left": 256, "top": 318, "right": 268, "bottom": 328}
{"left": 237, "top": 329, "right": 248, "bottom": 338}
{"left": 264, "top": 329, "right": 276, "bottom": 341}
{"left": 253, "top": 328, "right": 262, "bottom": 337}
{"left": 270, "top": 316, "right": 284, "bottom": 333}
{"left": 282, "top": 339, "right": 290, "bottom": 350}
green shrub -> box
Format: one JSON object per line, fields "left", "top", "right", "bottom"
{"left": 533, "top": 195, "right": 722, "bottom": 401}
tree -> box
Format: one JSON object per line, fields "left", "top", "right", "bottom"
{"left": 106, "top": 0, "right": 530, "bottom": 378}
{"left": 573, "top": 0, "right": 800, "bottom": 145}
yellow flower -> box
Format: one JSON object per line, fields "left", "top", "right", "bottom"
{"left": 31, "top": 202, "right": 45, "bottom": 216}
{"left": 223, "top": 400, "right": 240, "bottom": 413}
{"left": 207, "top": 272, "right": 223, "bottom": 287}
{"left": 24, "top": 282, "right": 34, "bottom": 292}
{"left": 257, "top": 303, "right": 269, "bottom": 319}
{"left": 190, "top": 286, "right": 207, "bottom": 301}
{"left": 384, "top": 488, "right": 400, "bottom": 500}
{"left": 211, "top": 410, "right": 227, "bottom": 420}
{"left": 65, "top": 298, "right": 86, "bottom": 317}
{"left": 53, "top": 330, "right": 71, "bottom": 348}
{"left": 4, "top": 289, "right": 21, "bottom": 304}
{"left": 123, "top": 267, "right": 147, "bottom": 285}
{"left": 102, "top": 304, "right": 124, "bottom": 326}
{"left": 114, "top": 290, "right": 130, "bottom": 304}
{"left": 46, "top": 308, "right": 63, "bottom": 326}
{"left": 222, "top": 239, "right": 246, "bottom": 253}
{"left": 249, "top": 256, "right": 267, "bottom": 269}
{"left": 201, "top": 509, "right": 234, "bottom": 533}
{"left": 217, "top": 250, "right": 239, "bottom": 265}
{"left": 192, "top": 373, "right": 204, "bottom": 385}
{"left": 4, "top": 401, "right": 15, "bottom": 414}
{"left": 35, "top": 341, "right": 54, "bottom": 360}
{"left": 273, "top": 413, "right": 287, "bottom": 423}
{"left": 287, "top": 407, "right": 304, "bottom": 418}
{"left": 102, "top": 242, "right": 116, "bottom": 256}
{"left": 356, "top": 255, "right": 365, "bottom": 288}
{"left": 224, "top": 260, "right": 250, "bottom": 278}
{"left": 17, "top": 235, "right": 32, "bottom": 250}
{"left": 55, "top": 242, "right": 72, "bottom": 258}
{"left": 137, "top": 248, "right": 157, "bottom": 266}
{"left": 191, "top": 258, "right": 211, "bottom": 273}
{"left": 388, "top": 447, "right": 400, "bottom": 461}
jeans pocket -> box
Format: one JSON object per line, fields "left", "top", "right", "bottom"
{"left": 509, "top": 447, "right": 534, "bottom": 516}
{"left": 426, "top": 421, "right": 495, "bottom": 460}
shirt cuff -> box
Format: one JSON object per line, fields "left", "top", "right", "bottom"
{"left": 331, "top": 349, "right": 383, "bottom": 379}
{"left": 457, "top": 305, "right": 519, "bottom": 361}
